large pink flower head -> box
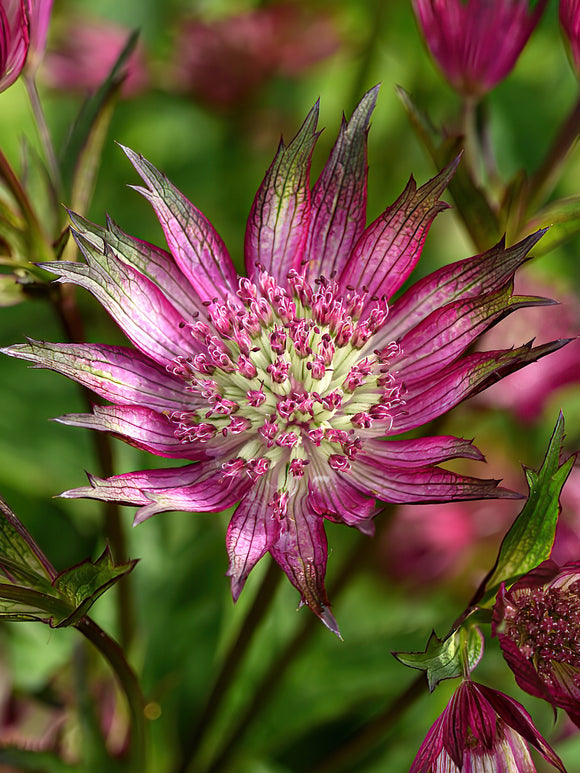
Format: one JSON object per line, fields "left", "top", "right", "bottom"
{"left": 410, "top": 680, "right": 565, "bottom": 772}
{"left": 412, "top": 0, "right": 547, "bottom": 99}
{"left": 3, "top": 89, "right": 567, "bottom": 633}
{"left": 560, "top": 0, "right": 580, "bottom": 75}
{"left": 493, "top": 559, "right": 580, "bottom": 727}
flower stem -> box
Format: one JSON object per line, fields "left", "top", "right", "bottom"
{"left": 24, "top": 74, "right": 62, "bottom": 198}
{"left": 306, "top": 673, "right": 427, "bottom": 773}
{"left": 75, "top": 615, "right": 148, "bottom": 771}
{"left": 525, "top": 91, "right": 580, "bottom": 217}
{"left": 177, "top": 558, "right": 282, "bottom": 773}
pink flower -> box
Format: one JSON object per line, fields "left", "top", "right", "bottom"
{"left": 172, "top": 3, "right": 340, "bottom": 109}
{"left": 42, "top": 16, "right": 148, "bottom": 97}
{"left": 493, "top": 559, "right": 580, "bottom": 727}
{"left": 2, "top": 89, "right": 566, "bottom": 633}
{"left": 0, "top": 0, "right": 29, "bottom": 92}
{"left": 412, "top": 0, "right": 547, "bottom": 98}
{"left": 410, "top": 680, "right": 565, "bottom": 772}
{"left": 560, "top": 0, "right": 580, "bottom": 75}
{"left": 0, "top": 0, "right": 52, "bottom": 92}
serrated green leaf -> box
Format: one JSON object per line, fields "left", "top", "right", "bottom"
{"left": 479, "top": 413, "right": 574, "bottom": 604}
{"left": 0, "top": 495, "right": 55, "bottom": 592}
{"left": 51, "top": 546, "right": 137, "bottom": 627}
{"left": 394, "top": 625, "right": 484, "bottom": 691}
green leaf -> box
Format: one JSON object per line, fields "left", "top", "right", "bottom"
{"left": 394, "top": 625, "right": 484, "bottom": 691}
{"left": 478, "top": 413, "right": 574, "bottom": 604}
{"left": 395, "top": 86, "right": 499, "bottom": 251}
{"left": 521, "top": 195, "right": 580, "bottom": 255}
{"left": 51, "top": 546, "right": 137, "bottom": 627}
{"left": 0, "top": 495, "right": 55, "bottom": 591}
{"left": 0, "top": 747, "right": 83, "bottom": 772}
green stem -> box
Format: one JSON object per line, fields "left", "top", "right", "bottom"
{"left": 306, "top": 673, "right": 427, "bottom": 773}
{"left": 24, "top": 74, "right": 62, "bottom": 198}
{"left": 178, "top": 558, "right": 282, "bottom": 773}
{"left": 526, "top": 91, "right": 580, "bottom": 217}
{"left": 75, "top": 616, "right": 148, "bottom": 771}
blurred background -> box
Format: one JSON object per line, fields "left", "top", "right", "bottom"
{"left": 0, "top": 0, "right": 579, "bottom": 771}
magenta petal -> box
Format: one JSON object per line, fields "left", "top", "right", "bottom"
{"left": 244, "top": 101, "right": 319, "bottom": 285}
{"left": 378, "top": 230, "right": 545, "bottom": 345}
{"left": 2, "top": 340, "right": 191, "bottom": 411}
{"left": 67, "top": 210, "right": 206, "bottom": 320}
{"left": 306, "top": 459, "right": 377, "bottom": 532}
{"left": 358, "top": 436, "right": 484, "bottom": 467}
{"left": 394, "top": 340, "right": 570, "bottom": 433}
{"left": 338, "top": 157, "right": 458, "bottom": 311}
{"left": 349, "top": 460, "right": 518, "bottom": 504}
{"left": 396, "top": 288, "right": 554, "bottom": 382}
{"left": 226, "top": 475, "right": 281, "bottom": 602}
{"left": 269, "top": 489, "right": 339, "bottom": 635}
{"left": 55, "top": 404, "right": 206, "bottom": 461}
{"left": 304, "top": 87, "right": 378, "bottom": 282}
{"left": 121, "top": 145, "right": 238, "bottom": 302}
{"left": 40, "top": 235, "right": 199, "bottom": 368}
{"left": 61, "top": 465, "right": 248, "bottom": 524}
{"left": 0, "top": 0, "right": 29, "bottom": 93}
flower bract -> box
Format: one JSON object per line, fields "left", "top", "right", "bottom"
{"left": 2, "top": 88, "right": 568, "bottom": 633}
{"left": 410, "top": 679, "right": 566, "bottom": 772}
{"left": 412, "top": 0, "right": 547, "bottom": 98}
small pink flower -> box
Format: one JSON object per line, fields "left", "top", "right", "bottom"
{"left": 43, "top": 16, "right": 148, "bottom": 97}
{"left": 3, "top": 89, "right": 567, "bottom": 633}
{"left": 493, "top": 559, "right": 580, "bottom": 728}
{"left": 411, "top": 680, "right": 565, "bottom": 772}
{"left": 172, "top": 3, "right": 340, "bottom": 109}
{"left": 560, "top": 0, "right": 580, "bottom": 75}
{"left": 0, "top": 0, "right": 29, "bottom": 92}
{"left": 412, "top": 0, "right": 547, "bottom": 98}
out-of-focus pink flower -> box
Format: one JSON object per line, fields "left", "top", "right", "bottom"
{"left": 43, "top": 17, "right": 148, "bottom": 97}
{"left": 410, "top": 679, "right": 565, "bottom": 772}
{"left": 172, "top": 3, "right": 340, "bottom": 109}
{"left": 24, "top": 0, "right": 52, "bottom": 74}
{"left": 475, "top": 275, "right": 580, "bottom": 422}
{"left": 0, "top": 0, "right": 29, "bottom": 92}
{"left": 2, "top": 90, "right": 568, "bottom": 635}
{"left": 560, "top": 0, "right": 580, "bottom": 74}
{"left": 493, "top": 559, "right": 580, "bottom": 728}
{"left": 412, "top": 0, "right": 547, "bottom": 99}
{"left": 0, "top": 0, "right": 52, "bottom": 93}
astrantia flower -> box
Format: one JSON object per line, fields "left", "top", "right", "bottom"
{"left": 3, "top": 89, "right": 567, "bottom": 633}
{"left": 493, "top": 559, "right": 580, "bottom": 727}
{"left": 410, "top": 679, "right": 566, "bottom": 772}
{"left": 412, "top": 0, "right": 547, "bottom": 99}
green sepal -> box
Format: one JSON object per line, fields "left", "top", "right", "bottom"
{"left": 395, "top": 86, "right": 499, "bottom": 251}
{"left": 521, "top": 195, "right": 580, "bottom": 256}
{"left": 51, "top": 546, "right": 138, "bottom": 627}
{"left": 477, "top": 413, "right": 574, "bottom": 605}
{"left": 0, "top": 494, "right": 55, "bottom": 592}
{"left": 394, "top": 625, "right": 484, "bottom": 691}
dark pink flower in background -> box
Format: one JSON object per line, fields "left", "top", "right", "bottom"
{"left": 43, "top": 17, "right": 148, "bottom": 97}
{"left": 475, "top": 276, "right": 580, "bottom": 423}
{"left": 412, "top": 0, "right": 547, "bottom": 98}
{"left": 2, "top": 90, "right": 567, "bottom": 633}
{"left": 493, "top": 560, "right": 580, "bottom": 727}
{"left": 0, "top": 0, "right": 29, "bottom": 92}
{"left": 172, "top": 3, "right": 340, "bottom": 109}
{"left": 410, "top": 679, "right": 565, "bottom": 772}
{"left": 560, "top": 0, "right": 580, "bottom": 74}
